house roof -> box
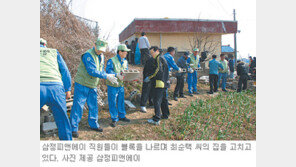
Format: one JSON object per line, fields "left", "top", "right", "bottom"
{"left": 221, "top": 45, "right": 234, "bottom": 53}
{"left": 119, "top": 18, "right": 238, "bottom": 42}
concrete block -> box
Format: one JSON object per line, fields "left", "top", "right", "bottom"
{"left": 42, "top": 122, "right": 58, "bottom": 135}
{"left": 194, "top": 67, "right": 203, "bottom": 71}
{"left": 124, "top": 100, "right": 136, "bottom": 110}
{"left": 130, "top": 93, "right": 141, "bottom": 105}
{"left": 122, "top": 69, "right": 140, "bottom": 81}
{"left": 128, "top": 90, "right": 138, "bottom": 101}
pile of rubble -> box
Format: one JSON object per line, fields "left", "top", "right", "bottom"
{"left": 199, "top": 76, "right": 210, "bottom": 84}
{"left": 226, "top": 78, "right": 256, "bottom": 91}
{"left": 40, "top": 105, "right": 57, "bottom": 136}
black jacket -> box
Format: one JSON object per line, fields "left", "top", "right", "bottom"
{"left": 228, "top": 59, "right": 235, "bottom": 72}
{"left": 143, "top": 56, "right": 157, "bottom": 79}
{"left": 147, "top": 54, "right": 169, "bottom": 88}
{"left": 237, "top": 62, "right": 248, "bottom": 76}
{"left": 176, "top": 56, "right": 188, "bottom": 77}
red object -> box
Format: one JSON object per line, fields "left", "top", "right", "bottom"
{"left": 119, "top": 18, "right": 238, "bottom": 42}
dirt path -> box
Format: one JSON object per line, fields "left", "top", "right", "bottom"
{"left": 41, "top": 83, "right": 221, "bottom": 140}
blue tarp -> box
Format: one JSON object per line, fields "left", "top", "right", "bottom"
{"left": 134, "top": 43, "right": 141, "bottom": 65}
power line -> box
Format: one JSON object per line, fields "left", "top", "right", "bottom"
{"left": 216, "top": 0, "right": 232, "bottom": 18}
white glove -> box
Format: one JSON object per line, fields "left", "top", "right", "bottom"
{"left": 178, "top": 68, "right": 182, "bottom": 73}
{"left": 188, "top": 68, "right": 194, "bottom": 73}
{"left": 117, "top": 73, "right": 124, "bottom": 81}
{"left": 106, "top": 74, "right": 118, "bottom": 85}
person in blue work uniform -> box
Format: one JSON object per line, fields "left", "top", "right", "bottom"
{"left": 40, "top": 38, "right": 72, "bottom": 140}
{"left": 208, "top": 55, "right": 224, "bottom": 94}
{"left": 217, "top": 54, "right": 229, "bottom": 92}
{"left": 106, "top": 44, "right": 131, "bottom": 127}
{"left": 187, "top": 48, "right": 201, "bottom": 96}
{"left": 173, "top": 51, "right": 190, "bottom": 101}
{"left": 163, "top": 47, "right": 182, "bottom": 105}
{"left": 70, "top": 39, "right": 118, "bottom": 138}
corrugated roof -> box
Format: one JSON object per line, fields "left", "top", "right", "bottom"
{"left": 119, "top": 18, "right": 238, "bottom": 42}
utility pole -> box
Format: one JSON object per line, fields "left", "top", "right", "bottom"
{"left": 233, "top": 9, "right": 238, "bottom": 67}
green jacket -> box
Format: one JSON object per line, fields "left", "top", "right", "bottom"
{"left": 219, "top": 59, "right": 229, "bottom": 73}
{"left": 40, "top": 47, "right": 62, "bottom": 83}
{"left": 106, "top": 55, "right": 128, "bottom": 87}
{"left": 75, "top": 48, "right": 104, "bottom": 88}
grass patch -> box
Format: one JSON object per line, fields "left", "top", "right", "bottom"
{"left": 160, "top": 90, "right": 256, "bottom": 140}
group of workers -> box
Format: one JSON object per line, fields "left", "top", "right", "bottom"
{"left": 40, "top": 34, "right": 252, "bottom": 140}
{"left": 138, "top": 46, "right": 204, "bottom": 125}
{"left": 124, "top": 32, "right": 151, "bottom": 66}
{"left": 40, "top": 38, "right": 131, "bottom": 140}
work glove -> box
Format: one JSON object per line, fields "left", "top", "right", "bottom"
{"left": 106, "top": 74, "right": 118, "bottom": 85}
{"left": 116, "top": 73, "right": 125, "bottom": 81}
{"left": 144, "top": 77, "right": 150, "bottom": 83}
{"left": 178, "top": 68, "right": 182, "bottom": 73}
{"left": 188, "top": 68, "right": 194, "bottom": 73}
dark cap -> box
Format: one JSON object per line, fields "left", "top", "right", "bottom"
{"left": 184, "top": 51, "right": 189, "bottom": 56}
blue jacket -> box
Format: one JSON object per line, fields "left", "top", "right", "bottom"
{"left": 176, "top": 56, "right": 188, "bottom": 77}
{"left": 106, "top": 54, "right": 128, "bottom": 76}
{"left": 209, "top": 59, "right": 224, "bottom": 75}
{"left": 40, "top": 45, "right": 72, "bottom": 92}
{"left": 81, "top": 48, "right": 107, "bottom": 79}
{"left": 163, "top": 52, "right": 180, "bottom": 72}
{"left": 228, "top": 59, "right": 235, "bottom": 72}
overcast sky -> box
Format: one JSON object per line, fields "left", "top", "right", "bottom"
{"left": 69, "top": 0, "right": 256, "bottom": 58}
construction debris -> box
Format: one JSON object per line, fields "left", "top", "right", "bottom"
{"left": 199, "top": 76, "right": 209, "bottom": 84}
{"left": 226, "top": 78, "right": 256, "bottom": 91}
{"left": 124, "top": 100, "right": 137, "bottom": 110}
{"left": 40, "top": 105, "right": 58, "bottom": 136}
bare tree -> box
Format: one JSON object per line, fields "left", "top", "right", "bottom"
{"left": 188, "top": 32, "right": 220, "bottom": 56}
{"left": 187, "top": 18, "right": 221, "bottom": 61}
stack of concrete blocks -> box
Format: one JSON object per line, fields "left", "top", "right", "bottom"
{"left": 40, "top": 105, "right": 58, "bottom": 136}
